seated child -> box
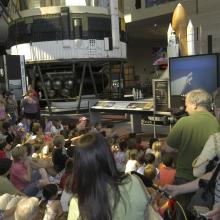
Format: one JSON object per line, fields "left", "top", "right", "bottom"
{"left": 40, "top": 184, "right": 63, "bottom": 220}
{"left": 52, "top": 135, "right": 67, "bottom": 173}
{"left": 125, "top": 150, "right": 139, "bottom": 173}
{"left": 59, "top": 158, "right": 73, "bottom": 190}
{"left": 158, "top": 153, "right": 176, "bottom": 187}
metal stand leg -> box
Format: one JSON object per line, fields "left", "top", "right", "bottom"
{"left": 153, "top": 112, "right": 157, "bottom": 138}
{"left": 120, "top": 61, "right": 125, "bottom": 98}
{"left": 88, "top": 62, "right": 98, "bottom": 97}
{"left": 77, "top": 62, "right": 87, "bottom": 113}
{"left": 37, "top": 65, "right": 52, "bottom": 115}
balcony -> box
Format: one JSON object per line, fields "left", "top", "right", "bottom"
{"left": 135, "top": 0, "right": 177, "bottom": 9}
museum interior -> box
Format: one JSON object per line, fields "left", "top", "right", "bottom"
{"left": 0, "top": 1, "right": 220, "bottom": 220}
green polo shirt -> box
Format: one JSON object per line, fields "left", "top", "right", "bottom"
{"left": 0, "top": 176, "right": 19, "bottom": 195}
{"left": 167, "top": 111, "right": 219, "bottom": 181}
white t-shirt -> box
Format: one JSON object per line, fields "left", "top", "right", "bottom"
{"left": 125, "top": 160, "right": 138, "bottom": 173}
{"left": 60, "top": 190, "right": 73, "bottom": 212}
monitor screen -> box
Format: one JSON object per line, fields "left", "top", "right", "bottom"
{"left": 169, "top": 54, "right": 218, "bottom": 96}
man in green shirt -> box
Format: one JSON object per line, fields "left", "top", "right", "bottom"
{"left": 164, "top": 89, "right": 220, "bottom": 220}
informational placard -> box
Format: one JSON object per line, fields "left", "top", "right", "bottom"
{"left": 153, "top": 79, "right": 170, "bottom": 114}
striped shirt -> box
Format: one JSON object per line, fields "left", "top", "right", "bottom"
{"left": 215, "top": 172, "right": 220, "bottom": 203}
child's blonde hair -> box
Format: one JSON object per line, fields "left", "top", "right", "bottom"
{"left": 152, "top": 141, "right": 161, "bottom": 151}
{"left": 12, "top": 145, "right": 26, "bottom": 160}
{"left": 144, "top": 164, "right": 157, "bottom": 181}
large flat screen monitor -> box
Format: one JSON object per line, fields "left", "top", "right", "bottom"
{"left": 169, "top": 54, "right": 219, "bottom": 96}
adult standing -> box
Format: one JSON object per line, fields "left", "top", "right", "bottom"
{"left": 0, "top": 94, "right": 6, "bottom": 121}
{"left": 164, "top": 89, "right": 220, "bottom": 220}
{"left": 21, "top": 90, "right": 40, "bottom": 121}
{"left": 5, "top": 91, "right": 18, "bottom": 125}
{"left": 67, "top": 133, "right": 150, "bottom": 220}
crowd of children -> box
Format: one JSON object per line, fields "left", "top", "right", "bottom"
{"left": 0, "top": 90, "right": 178, "bottom": 219}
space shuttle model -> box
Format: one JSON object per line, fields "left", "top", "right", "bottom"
{"left": 167, "top": 3, "right": 195, "bottom": 57}
{"left": 160, "top": 3, "right": 195, "bottom": 79}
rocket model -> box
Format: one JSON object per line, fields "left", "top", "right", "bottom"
{"left": 187, "top": 20, "right": 195, "bottom": 55}
{"left": 167, "top": 23, "right": 179, "bottom": 58}
{"left": 172, "top": 3, "right": 189, "bottom": 56}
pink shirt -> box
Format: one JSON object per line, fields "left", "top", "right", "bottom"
{"left": 10, "top": 161, "right": 28, "bottom": 191}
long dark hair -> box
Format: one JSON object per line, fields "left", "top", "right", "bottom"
{"left": 72, "top": 133, "right": 127, "bottom": 220}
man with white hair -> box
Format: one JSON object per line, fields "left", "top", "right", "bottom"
{"left": 164, "top": 89, "right": 220, "bottom": 220}
{"left": 14, "top": 197, "right": 39, "bottom": 220}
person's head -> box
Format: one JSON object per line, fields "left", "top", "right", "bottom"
{"left": 95, "top": 122, "right": 102, "bottom": 131}
{"left": 14, "top": 197, "right": 39, "bottom": 220}
{"left": 5, "top": 91, "right": 13, "bottom": 99}
{"left": 23, "top": 143, "right": 33, "bottom": 157}
{"left": 65, "top": 158, "right": 74, "bottom": 174}
{"left": 127, "top": 138, "right": 136, "bottom": 150}
{"left": 145, "top": 153, "right": 156, "bottom": 165}
{"left": 0, "top": 141, "right": 7, "bottom": 152}
{"left": 162, "top": 153, "right": 174, "bottom": 168}
{"left": 12, "top": 145, "right": 27, "bottom": 161}
{"left": 119, "top": 140, "right": 127, "bottom": 152}
{"left": 42, "top": 184, "right": 59, "bottom": 201}
{"left": 53, "top": 135, "right": 65, "bottom": 148}
{"left": 185, "top": 89, "right": 212, "bottom": 114}
{"left": 72, "top": 133, "right": 125, "bottom": 220}
{"left": 144, "top": 164, "right": 157, "bottom": 181}
{"left": 213, "top": 88, "right": 220, "bottom": 122}
{"left": 2, "top": 121, "right": 12, "bottom": 132}
{"left": 149, "top": 137, "right": 159, "bottom": 149}
{"left": 129, "top": 149, "right": 138, "bottom": 160}
{"left": 152, "top": 141, "right": 161, "bottom": 152}
{"left": 0, "top": 158, "right": 12, "bottom": 176}
{"left": 32, "top": 123, "right": 42, "bottom": 135}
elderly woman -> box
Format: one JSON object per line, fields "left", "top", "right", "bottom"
{"left": 68, "top": 133, "right": 151, "bottom": 220}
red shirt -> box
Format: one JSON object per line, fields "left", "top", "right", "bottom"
{"left": 59, "top": 173, "right": 71, "bottom": 189}
{"left": 0, "top": 150, "right": 6, "bottom": 158}
{"left": 159, "top": 167, "right": 176, "bottom": 187}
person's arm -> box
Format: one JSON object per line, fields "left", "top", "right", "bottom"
{"left": 162, "top": 170, "right": 214, "bottom": 197}
{"left": 206, "top": 202, "right": 220, "bottom": 220}
{"left": 53, "top": 200, "right": 63, "bottom": 218}
{"left": 163, "top": 142, "right": 178, "bottom": 153}
{"left": 22, "top": 160, "right": 32, "bottom": 182}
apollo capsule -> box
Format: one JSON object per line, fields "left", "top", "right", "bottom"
{"left": 172, "top": 3, "right": 189, "bottom": 56}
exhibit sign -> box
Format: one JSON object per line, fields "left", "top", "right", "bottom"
{"left": 153, "top": 79, "right": 170, "bottom": 114}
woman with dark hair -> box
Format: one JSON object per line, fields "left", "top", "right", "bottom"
{"left": 68, "top": 133, "right": 150, "bottom": 220}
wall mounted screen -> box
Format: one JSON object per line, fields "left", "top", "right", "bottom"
{"left": 169, "top": 54, "right": 218, "bottom": 96}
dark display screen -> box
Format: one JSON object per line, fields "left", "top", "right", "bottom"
{"left": 170, "top": 54, "right": 218, "bottom": 95}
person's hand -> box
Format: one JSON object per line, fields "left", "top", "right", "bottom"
{"left": 206, "top": 203, "right": 220, "bottom": 220}
{"left": 161, "top": 184, "right": 180, "bottom": 198}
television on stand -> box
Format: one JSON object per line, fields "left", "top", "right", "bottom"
{"left": 169, "top": 54, "right": 220, "bottom": 109}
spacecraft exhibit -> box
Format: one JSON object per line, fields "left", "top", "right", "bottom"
{"left": 5, "top": 0, "right": 126, "bottom": 100}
